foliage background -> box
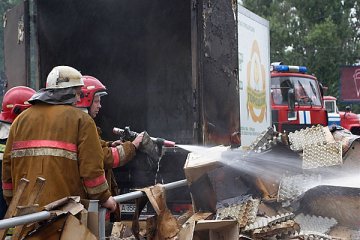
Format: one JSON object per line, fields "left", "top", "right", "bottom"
{"left": 0, "top": 0, "right": 359, "bottom": 111}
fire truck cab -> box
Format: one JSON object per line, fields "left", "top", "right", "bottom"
{"left": 323, "top": 96, "right": 341, "bottom": 127}
{"left": 324, "top": 96, "right": 360, "bottom": 135}
{"left": 270, "top": 63, "right": 328, "bottom": 132}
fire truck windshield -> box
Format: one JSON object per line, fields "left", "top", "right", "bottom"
{"left": 271, "top": 76, "right": 322, "bottom": 106}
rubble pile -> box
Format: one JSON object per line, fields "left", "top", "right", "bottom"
{"left": 7, "top": 126, "right": 357, "bottom": 239}
{"left": 171, "top": 125, "right": 359, "bottom": 240}
{"left": 107, "top": 125, "right": 359, "bottom": 239}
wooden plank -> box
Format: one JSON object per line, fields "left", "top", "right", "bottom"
{"left": 12, "top": 177, "right": 46, "bottom": 240}
{"left": 15, "top": 205, "right": 39, "bottom": 216}
{"left": 0, "top": 178, "right": 29, "bottom": 240}
{"left": 27, "top": 177, "right": 46, "bottom": 204}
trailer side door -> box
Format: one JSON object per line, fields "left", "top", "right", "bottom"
{"left": 3, "top": 0, "right": 30, "bottom": 91}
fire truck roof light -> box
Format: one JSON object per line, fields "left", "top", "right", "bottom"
{"left": 273, "top": 65, "right": 307, "bottom": 73}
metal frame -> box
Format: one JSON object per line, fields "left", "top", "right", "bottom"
{"left": 0, "top": 179, "right": 188, "bottom": 239}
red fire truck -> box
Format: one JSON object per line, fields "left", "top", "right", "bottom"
{"left": 323, "top": 95, "right": 360, "bottom": 135}
{"left": 270, "top": 63, "right": 328, "bottom": 132}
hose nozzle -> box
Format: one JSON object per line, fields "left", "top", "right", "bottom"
{"left": 112, "top": 127, "right": 175, "bottom": 147}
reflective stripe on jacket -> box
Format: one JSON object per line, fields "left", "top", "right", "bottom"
{"left": 101, "top": 140, "right": 136, "bottom": 169}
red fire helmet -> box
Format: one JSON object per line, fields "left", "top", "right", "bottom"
{"left": 76, "top": 75, "right": 107, "bottom": 108}
{"left": 0, "top": 86, "right": 36, "bottom": 123}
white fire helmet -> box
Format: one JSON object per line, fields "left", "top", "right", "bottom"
{"left": 46, "top": 66, "right": 84, "bottom": 89}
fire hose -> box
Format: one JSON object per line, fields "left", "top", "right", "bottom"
{"left": 113, "top": 126, "right": 176, "bottom": 147}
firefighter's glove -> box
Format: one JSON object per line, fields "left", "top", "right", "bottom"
{"left": 111, "top": 139, "right": 123, "bottom": 147}
{"left": 131, "top": 132, "right": 143, "bottom": 149}
{"left": 138, "top": 131, "right": 162, "bottom": 162}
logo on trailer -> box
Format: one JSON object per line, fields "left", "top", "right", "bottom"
{"left": 354, "top": 69, "right": 360, "bottom": 97}
{"left": 246, "top": 41, "right": 267, "bottom": 123}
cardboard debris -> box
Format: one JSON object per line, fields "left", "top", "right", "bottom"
{"left": 177, "top": 212, "right": 212, "bottom": 240}
{"left": 208, "top": 165, "right": 249, "bottom": 202}
{"left": 299, "top": 185, "right": 360, "bottom": 228}
{"left": 329, "top": 225, "right": 360, "bottom": 240}
{"left": 184, "top": 145, "right": 229, "bottom": 184}
{"left": 216, "top": 196, "right": 260, "bottom": 228}
{"left": 132, "top": 184, "right": 179, "bottom": 239}
{"left": 251, "top": 219, "right": 299, "bottom": 239}
{"left": 177, "top": 210, "right": 194, "bottom": 226}
{"left": 111, "top": 222, "right": 133, "bottom": 238}
{"left": 117, "top": 220, "right": 147, "bottom": 239}
{"left": 42, "top": 197, "right": 99, "bottom": 238}
{"left": 60, "top": 214, "right": 97, "bottom": 240}
{"left": 288, "top": 125, "right": 330, "bottom": 152}
{"left": 332, "top": 128, "right": 360, "bottom": 155}
{"left": 44, "top": 196, "right": 84, "bottom": 216}
{"left": 179, "top": 219, "right": 239, "bottom": 240}
{"left": 302, "top": 142, "right": 343, "bottom": 169}
{"left": 188, "top": 174, "right": 217, "bottom": 212}
{"left": 184, "top": 146, "right": 230, "bottom": 212}
{"left": 294, "top": 213, "right": 337, "bottom": 235}
{"left": 25, "top": 214, "right": 68, "bottom": 240}
{"left": 25, "top": 213, "right": 96, "bottom": 240}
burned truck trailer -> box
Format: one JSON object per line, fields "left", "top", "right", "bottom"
{"left": 4, "top": 0, "right": 239, "bottom": 144}
{"left": 4, "top": 0, "right": 240, "bottom": 213}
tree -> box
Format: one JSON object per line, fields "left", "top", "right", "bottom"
{"left": 243, "top": 0, "right": 360, "bottom": 112}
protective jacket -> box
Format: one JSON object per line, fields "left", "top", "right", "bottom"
{"left": 101, "top": 139, "right": 136, "bottom": 170}
{"left": 98, "top": 130, "right": 136, "bottom": 195}
{"left": 2, "top": 103, "right": 111, "bottom": 207}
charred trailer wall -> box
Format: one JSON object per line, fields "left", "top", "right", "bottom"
{"left": 196, "top": 0, "right": 240, "bottom": 145}
{"left": 14, "top": 0, "right": 240, "bottom": 146}
{"left": 34, "top": 0, "right": 195, "bottom": 210}
{"left": 36, "top": 0, "right": 194, "bottom": 144}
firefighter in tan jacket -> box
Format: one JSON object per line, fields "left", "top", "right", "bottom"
{"left": 76, "top": 75, "right": 143, "bottom": 197}
{"left": 2, "top": 66, "right": 117, "bottom": 212}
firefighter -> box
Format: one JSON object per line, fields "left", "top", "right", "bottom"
{"left": 76, "top": 76, "right": 143, "bottom": 200}
{"left": 0, "top": 86, "right": 36, "bottom": 219}
{"left": 2, "top": 66, "right": 117, "bottom": 213}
